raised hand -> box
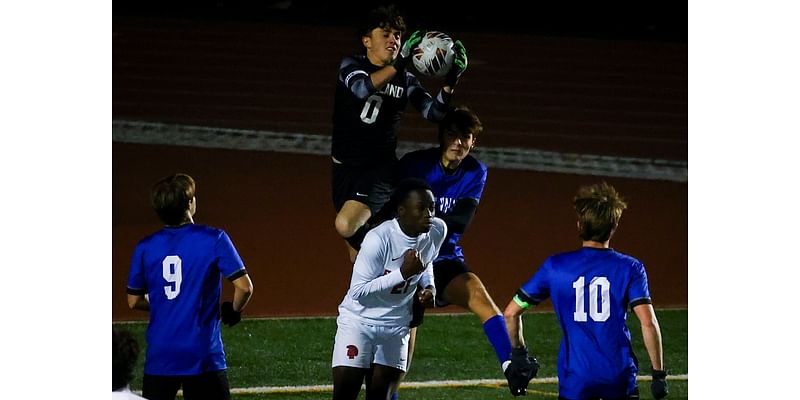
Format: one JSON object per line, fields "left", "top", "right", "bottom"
{"left": 445, "top": 40, "right": 468, "bottom": 87}
{"left": 393, "top": 30, "right": 425, "bottom": 71}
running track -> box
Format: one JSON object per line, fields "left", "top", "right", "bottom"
{"left": 112, "top": 16, "right": 687, "bottom": 319}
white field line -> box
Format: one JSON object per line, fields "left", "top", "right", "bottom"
{"left": 215, "top": 374, "right": 687, "bottom": 394}
{"left": 112, "top": 120, "right": 687, "bottom": 182}
{"left": 132, "top": 375, "right": 688, "bottom": 396}
{"left": 126, "top": 374, "right": 689, "bottom": 396}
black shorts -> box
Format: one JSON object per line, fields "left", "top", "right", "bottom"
{"left": 432, "top": 258, "right": 471, "bottom": 307}
{"left": 558, "top": 387, "right": 640, "bottom": 400}
{"left": 331, "top": 161, "right": 396, "bottom": 216}
{"left": 142, "top": 370, "right": 230, "bottom": 400}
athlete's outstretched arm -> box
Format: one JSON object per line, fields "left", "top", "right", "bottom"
{"left": 633, "top": 303, "right": 665, "bottom": 370}
{"left": 407, "top": 76, "right": 450, "bottom": 122}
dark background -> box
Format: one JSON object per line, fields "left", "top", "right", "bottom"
{"left": 112, "top": 0, "right": 687, "bottom": 320}
{"left": 113, "top": 0, "right": 687, "bottom": 42}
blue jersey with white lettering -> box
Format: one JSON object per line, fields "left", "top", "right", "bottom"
{"left": 127, "top": 224, "right": 246, "bottom": 375}
{"left": 517, "top": 247, "right": 651, "bottom": 399}
{"left": 399, "top": 148, "right": 487, "bottom": 260}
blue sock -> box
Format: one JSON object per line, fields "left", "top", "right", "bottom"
{"left": 390, "top": 392, "right": 399, "bottom": 400}
{"left": 483, "top": 314, "right": 513, "bottom": 365}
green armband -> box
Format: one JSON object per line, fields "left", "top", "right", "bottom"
{"left": 513, "top": 294, "right": 531, "bottom": 309}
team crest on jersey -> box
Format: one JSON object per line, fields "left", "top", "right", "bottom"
{"left": 346, "top": 345, "right": 359, "bottom": 359}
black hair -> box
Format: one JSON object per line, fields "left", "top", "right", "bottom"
{"left": 112, "top": 330, "right": 140, "bottom": 391}
{"left": 389, "top": 177, "right": 432, "bottom": 211}
{"left": 438, "top": 105, "right": 483, "bottom": 144}
{"left": 358, "top": 4, "right": 407, "bottom": 38}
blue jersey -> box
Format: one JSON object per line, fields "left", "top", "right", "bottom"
{"left": 127, "top": 224, "right": 247, "bottom": 375}
{"left": 399, "top": 148, "right": 487, "bottom": 260}
{"left": 516, "top": 247, "right": 652, "bottom": 399}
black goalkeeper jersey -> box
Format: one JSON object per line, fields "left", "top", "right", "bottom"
{"left": 331, "top": 55, "right": 448, "bottom": 167}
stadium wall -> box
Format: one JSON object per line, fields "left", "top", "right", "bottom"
{"left": 112, "top": 142, "right": 686, "bottom": 321}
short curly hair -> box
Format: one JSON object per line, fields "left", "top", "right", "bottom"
{"left": 358, "top": 4, "right": 407, "bottom": 38}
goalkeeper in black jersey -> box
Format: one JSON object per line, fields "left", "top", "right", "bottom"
{"left": 331, "top": 4, "right": 468, "bottom": 263}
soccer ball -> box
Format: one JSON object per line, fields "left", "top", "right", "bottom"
{"left": 412, "top": 31, "right": 455, "bottom": 77}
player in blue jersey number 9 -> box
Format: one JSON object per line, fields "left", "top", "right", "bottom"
{"left": 126, "top": 173, "right": 254, "bottom": 400}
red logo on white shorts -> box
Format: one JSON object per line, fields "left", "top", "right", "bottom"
{"left": 346, "top": 345, "right": 359, "bottom": 359}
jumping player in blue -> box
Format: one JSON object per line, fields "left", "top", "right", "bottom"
{"left": 126, "top": 173, "right": 254, "bottom": 400}
{"left": 504, "top": 182, "right": 668, "bottom": 400}
{"left": 331, "top": 4, "right": 467, "bottom": 263}
{"left": 397, "top": 106, "right": 537, "bottom": 396}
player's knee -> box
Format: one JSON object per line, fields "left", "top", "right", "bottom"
{"left": 334, "top": 215, "right": 359, "bottom": 238}
{"left": 464, "top": 273, "right": 489, "bottom": 298}
{"left": 464, "top": 273, "right": 501, "bottom": 314}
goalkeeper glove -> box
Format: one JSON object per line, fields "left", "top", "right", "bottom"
{"left": 504, "top": 347, "right": 540, "bottom": 396}
{"left": 221, "top": 301, "right": 242, "bottom": 327}
{"left": 651, "top": 369, "right": 669, "bottom": 399}
{"left": 392, "top": 30, "right": 424, "bottom": 71}
{"left": 445, "top": 40, "right": 468, "bottom": 87}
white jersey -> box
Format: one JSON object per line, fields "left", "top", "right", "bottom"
{"left": 338, "top": 217, "right": 447, "bottom": 326}
{"left": 112, "top": 388, "right": 147, "bottom": 400}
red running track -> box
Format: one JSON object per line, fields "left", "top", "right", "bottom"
{"left": 112, "top": 17, "right": 686, "bottom": 320}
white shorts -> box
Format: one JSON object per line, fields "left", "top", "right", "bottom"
{"left": 331, "top": 315, "right": 410, "bottom": 372}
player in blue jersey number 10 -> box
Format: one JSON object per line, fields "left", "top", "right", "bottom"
{"left": 504, "top": 182, "right": 668, "bottom": 399}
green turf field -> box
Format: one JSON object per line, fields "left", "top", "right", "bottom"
{"left": 114, "top": 309, "right": 687, "bottom": 399}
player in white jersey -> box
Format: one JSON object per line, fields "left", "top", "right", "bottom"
{"left": 332, "top": 178, "right": 447, "bottom": 400}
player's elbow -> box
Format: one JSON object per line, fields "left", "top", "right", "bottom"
{"left": 349, "top": 290, "right": 364, "bottom": 301}
{"left": 640, "top": 318, "right": 660, "bottom": 332}
{"left": 235, "top": 276, "right": 254, "bottom": 296}
{"left": 239, "top": 284, "right": 253, "bottom": 298}
{"left": 350, "top": 80, "right": 373, "bottom": 100}
{"left": 347, "top": 285, "right": 367, "bottom": 302}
